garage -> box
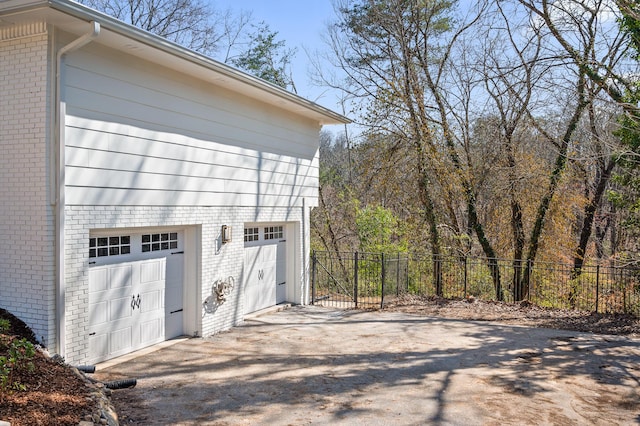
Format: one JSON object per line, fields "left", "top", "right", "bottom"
{"left": 87, "top": 230, "right": 184, "bottom": 364}
{"left": 244, "top": 225, "right": 287, "bottom": 314}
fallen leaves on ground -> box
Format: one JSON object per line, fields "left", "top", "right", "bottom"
{"left": 383, "top": 295, "right": 640, "bottom": 336}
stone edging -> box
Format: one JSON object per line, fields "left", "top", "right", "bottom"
{"left": 72, "top": 367, "right": 119, "bottom": 426}
{"left": 47, "top": 353, "right": 119, "bottom": 426}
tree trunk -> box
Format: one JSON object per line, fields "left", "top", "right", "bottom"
{"left": 507, "top": 140, "right": 526, "bottom": 301}
{"left": 573, "top": 161, "right": 615, "bottom": 273}
{"left": 415, "top": 146, "right": 443, "bottom": 296}
{"left": 422, "top": 68, "right": 501, "bottom": 300}
{"left": 523, "top": 73, "right": 588, "bottom": 295}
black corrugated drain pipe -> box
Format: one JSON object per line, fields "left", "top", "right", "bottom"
{"left": 104, "top": 378, "right": 137, "bottom": 390}
{"left": 74, "top": 365, "right": 96, "bottom": 374}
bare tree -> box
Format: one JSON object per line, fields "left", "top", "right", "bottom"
{"left": 322, "top": 0, "right": 505, "bottom": 297}
{"left": 79, "top": 0, "right": 240, "bottom": 55}
{"left": 478, "top": 1, "right": 549, "bottom": 299}
{"left": 511, "top": 0, "right": 632, "bottom": 293}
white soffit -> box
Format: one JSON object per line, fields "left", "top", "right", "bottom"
{"left": 0, "top": 0, "right": 350, "bottom": 126}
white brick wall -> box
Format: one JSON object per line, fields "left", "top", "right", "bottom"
{"left": 64, "top": 205, "right": 307, "bottom": 364}
{"left": 0, "top": 23, "right": 313, "bottom": 366}
{"left": 0, "top": 29, "right": 56, "bottom": 348}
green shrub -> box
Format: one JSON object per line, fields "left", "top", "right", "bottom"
{"left": 0, "top": 337, "right": 36, "bottom": 393}
{"left": 0, "top": 319, "right": 9, "bottom": 333}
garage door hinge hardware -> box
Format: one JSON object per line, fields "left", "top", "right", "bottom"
{"left": 89, "top": 261, "right": 96, "bottom": 265}
{"left": 170, "top": 308, "right": 183, "bottom": 314}
{"left": 131, "top": 294, "right": 141, "bottom": 310}
{"left": 171, "top": 251, "right": 184, "bottom": 255}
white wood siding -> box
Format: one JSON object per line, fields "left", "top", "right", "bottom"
{"left": 63, "top": 44, "right": 320, "bottom": 207}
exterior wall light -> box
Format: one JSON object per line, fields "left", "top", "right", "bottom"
{"left": 221, "top": 225, "right": 232, "bottom": 244}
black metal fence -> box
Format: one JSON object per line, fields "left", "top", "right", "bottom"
{"left": 310, "top": 251, "right": 640, "bottom": 315}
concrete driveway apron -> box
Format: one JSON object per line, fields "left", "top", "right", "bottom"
{"left": 95, "top": 305, "right": 640, "bottom": 425}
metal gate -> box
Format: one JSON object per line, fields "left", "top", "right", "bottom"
{"left": 310, "top": 251, "right": 409, "bottom": 308}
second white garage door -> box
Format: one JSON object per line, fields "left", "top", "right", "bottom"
{"left": 244, "top": 225, "right": 287, "bottom": 314}
{"left": 87, "top": 231, "right": 184, "bottom": 364}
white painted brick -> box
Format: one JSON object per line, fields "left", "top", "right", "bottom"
{"left": 0, "top": 32, "right": 53, "bottom": 350}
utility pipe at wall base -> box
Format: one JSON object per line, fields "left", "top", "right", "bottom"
{"left": 55, "top": 21, "right": 100, "bottom": 359}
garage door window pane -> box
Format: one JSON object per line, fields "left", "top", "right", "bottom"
{"left": 244, "top": 227, "right": 259, "bottom": 242}
{"left": 89, "top": 236, "right": 131, "bottom": 258}
{"left": 264, "top": 226, "right": 283, "bottom": 240}
{"left": 142, "top": 233, "right": 178, "bottom": 252}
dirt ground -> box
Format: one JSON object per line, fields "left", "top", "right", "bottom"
{"left": 383, "top": 295, "right": 640, "bottom": 336}
{"left": 95, "top": 299, "right": 640, "bottom": 425}
{"left": 0, "top": 309, "right": 94, "bottom": 426}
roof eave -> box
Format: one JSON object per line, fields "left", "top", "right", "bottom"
{"left": 1, "top": 0, "right": 351, "bottom": 125}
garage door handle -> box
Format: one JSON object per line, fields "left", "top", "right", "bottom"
{"left": 131, "top": 294, "right": 141, "bottom": 310}
{"left": 172, "top": 251, "right": 184, "bottom": 255}
{"left": 170, "top": 308, "right": 183, "bottom": 314}
{"left": 278, "top": 281, "right": 286, "bottom": 286}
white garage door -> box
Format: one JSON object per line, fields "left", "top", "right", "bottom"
{"left": 87, "top": 231, "right": 184, "bottom": 364}
{"left": 244, "top": 225, "right": 287, "bottom": 314}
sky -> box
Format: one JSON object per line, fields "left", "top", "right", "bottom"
{"left": 213, "top": 0, "right": 345, "bottom": 118}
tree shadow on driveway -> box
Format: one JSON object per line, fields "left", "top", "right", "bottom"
{"left": 96, "top": 306, "right": 640, "bottom": 425}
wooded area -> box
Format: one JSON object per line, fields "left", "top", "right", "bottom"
{"left": 311, "top": 0, "right": 640, "bottom": 301}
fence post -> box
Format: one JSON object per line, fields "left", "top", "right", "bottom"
{"left": 595, "top": 264, "right": 600, "bottom": 313}
{"left": 463, "top": 256, "right": 468, "bottom": 297}
{"left": 396, "top": 252, "right": 401, "bottom": 297}
{"left": 512, "top": 260, "right": 516, "bottom": 302}
{"left": 527, "top": 259, "right": 533, "bottom": 302}
{"left": 434, "top": 254, "right": 442, "bottom": 297}
{"left": 623, "top": 267, "right": 628, "bottom": 314}
{"left": 406, "top": 255, "right": 410, "bottom": 294}
{"left": 381, "top": 253, "right": 386, "bottom": 309}
{"left": 311, "top": 250, "right": 317, "bottom": 305}
{"left": 354, "top": 251, "right": 359, "bottom": 308}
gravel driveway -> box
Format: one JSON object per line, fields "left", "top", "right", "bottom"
{"left": 95, "top": 305, "right": 640, "bottom": 425}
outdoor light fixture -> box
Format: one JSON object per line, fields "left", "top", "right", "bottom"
{"left": 221, "top": 225, "right": 232, "bottom": 244}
